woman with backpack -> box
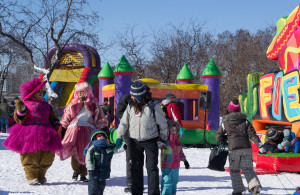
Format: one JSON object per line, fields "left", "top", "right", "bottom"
{"left": 116, "top": 81, "right": 168, "bottom": 195}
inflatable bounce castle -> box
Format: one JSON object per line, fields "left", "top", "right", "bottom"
{"left": 99, "top": 56, "right": 222, "bottom": 145}
{"left": 239, "top": 5, "right": 300, "bottom": 173}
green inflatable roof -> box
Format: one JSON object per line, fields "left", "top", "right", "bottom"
{"left": 202, "top": 58, "right": 221, "bottom": 76}
{"left": 113, "top": 55, "right": 133, "bottom": 73}
{"left": 98, "top": 62, "right": 115, "bottom": 78}
{"left": 176, "top": 64, "right": 195, "bottom": 80}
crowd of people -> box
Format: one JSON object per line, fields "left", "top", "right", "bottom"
{"left": 3, "top": 78, "right": 300, "bottom": 195}
{"left": 2, "top": 79, "right": 190, "bottom": 195}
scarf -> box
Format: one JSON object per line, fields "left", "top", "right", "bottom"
{"left": 92, "top": 139, "right": 107, "bottom": 148}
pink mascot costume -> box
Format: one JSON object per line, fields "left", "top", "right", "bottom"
{"left": 3, "top": 78, "right": 63, "bottom": 185}
{"left": 56, "top": 82, "right": 108, "bottom": 182}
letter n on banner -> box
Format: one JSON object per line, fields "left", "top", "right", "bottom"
{"left": 282, "top": 71, "right": 300, "bottom": 122}
{"left": 259, "top": 73, "right": 274, "bottom": 120}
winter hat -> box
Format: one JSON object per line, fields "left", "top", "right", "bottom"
{"left": 227, "top": 99, "right": 241, "bottom": 112}
{"left": 90, "top": 129, "right": 108, "bottom": 141}
{"left": 168, "top": 120, "right": 180, "bottom": 134}
{"left": 267, "top": 129, "right": 278, "bottom": 140}
{"left": 283, "top": 129, "right": 291, "bottom": 137}
{"left": 130, "top": 81, "right": 146, "bottom": 103}
{"left": 19, "top": 78, "right": 46, "bottom": 100}
{"left": 95, "top": 133, "right": 107, "bottom": 139}
{"left": 166, "top": 94, "right": 176, "bottom": 99}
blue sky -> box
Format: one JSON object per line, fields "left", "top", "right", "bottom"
{"left": 93, "top": 0, "right": 300, "bottom": 66}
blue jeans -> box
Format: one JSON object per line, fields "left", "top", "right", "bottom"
{"left": 161, "top": 168, "right": 179, "bottom": 195}
{"left": 0, "top": 118, "right": 9, "bottom": 132}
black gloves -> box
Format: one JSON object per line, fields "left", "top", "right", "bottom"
{"left": 157, "top": 140, "right": 167, "bottom": 150}
{"left": 183, "top": 159, "right": 190, "bottom": 169}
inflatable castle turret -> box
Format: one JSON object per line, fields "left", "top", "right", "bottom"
{"left": 98, "top": 62, "right": 115, "bottom": 105}
{"left": 202, "top": 59, "right": 221, "bottom": 130}
{"left": 177, "top": 64, "right": 195, "bottom": 120}
{"left": 113, "top": 55, "right": 134, "bottom": 127}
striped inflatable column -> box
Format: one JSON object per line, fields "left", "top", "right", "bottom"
{"left": 176, "top": 64, "right": 195, "bottom": 120}
{"left": 113, "top": 55, "right": 133, "bottom": 128}
{"left": 98, "top": 62, "right": 115, "bottom": 105}
{"left": 202, "top": 59, "right": 221, "bottom": 130}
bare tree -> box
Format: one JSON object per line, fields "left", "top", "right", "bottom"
{"left": 0, "top": 53, "right": 12, "bottom": 98}
{"left": 115, "top": 24, "right": 148, "bottom": 80}
{"left": 0, "top": 0, "right": 101, "bottom": 108}
{"left": 0, "top": 36, "right": 29, "bottom": 98}
{"left": 211, "top": 28, "right": 277, "bottom": 115}
{"left": 149, "top": 19, "right": 212, "bottom": 83}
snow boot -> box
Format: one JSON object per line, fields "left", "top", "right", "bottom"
{"left": 72, "top": 172, "right": 79, "bottom": 181}
{"left": 252, "top": 185, "right": 261, "bottom": 194}
{"left": 232, "top": 192, "right": 242, "bottom": 195}
{"left": 28, "top": 178, "right": 40, "bottom": 185}
{"left": 79, "top": 175, "right": 88, "bottom": 182}
{"left": 124, "top": 186, "right": 132, "bottom": 193}
{"left": 39, "top": 177, "right": 47, "bottom": 184}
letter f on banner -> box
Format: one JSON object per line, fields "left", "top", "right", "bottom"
{"left": 259, "top": 74, "right": 274, "bottom": 120}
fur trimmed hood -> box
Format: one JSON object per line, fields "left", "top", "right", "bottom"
{"left": 90, "top": 129, "right": 108, "bottom": 141}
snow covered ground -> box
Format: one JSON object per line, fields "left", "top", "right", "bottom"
{"left": 0, "top": 133, "right": 299, "bottom": 195}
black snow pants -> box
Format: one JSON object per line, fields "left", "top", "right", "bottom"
{"left": 88, "top": 178, "right": 106, "bottom": 195}
{"left": 130, "top": 137, "right": 160, "bottom": 195}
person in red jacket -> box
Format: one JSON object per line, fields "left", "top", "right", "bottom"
{"left": 162, "top": 94, "right": 184, "bottom": 137}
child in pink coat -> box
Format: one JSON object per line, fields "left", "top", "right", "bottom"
{"left": 160, "top": 121, "right": 189, "bottom": 195}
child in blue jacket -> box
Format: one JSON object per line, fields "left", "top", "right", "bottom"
{"left": 85, "top": 129, "right": 115, "bottom": 195}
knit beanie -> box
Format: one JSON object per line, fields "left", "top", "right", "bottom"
{"left": 95, "top": 133, "right": 107, "bottom": 139}
{"left": 267, "top": 129, "right": 278, "bottom": 140}
{"left": 283, "top": 129, "right": 291, "bottom": 137}
{"left": 130, "top": 81, "right": 146, "bottom": 103}
{"left": 227, "top": 99, "right": 241, "bottom": 112}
